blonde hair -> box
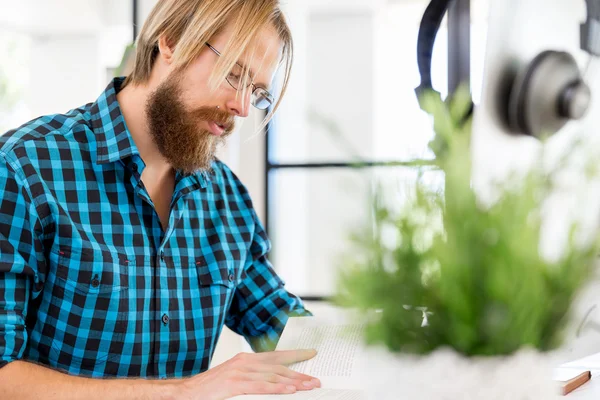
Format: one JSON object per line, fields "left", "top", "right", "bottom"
{"left": 123, "top": 0, "right": 293, "bottom": 123}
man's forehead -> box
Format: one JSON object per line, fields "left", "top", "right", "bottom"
{"left": 232, "top": 26, "right": 282, "bottom": 86}
{"left": 240, "top": 54, "right": 280, "bottom": 88}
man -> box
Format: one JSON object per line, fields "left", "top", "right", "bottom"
{"left": 0, "top": 0, "right": 320, "bottom": 398}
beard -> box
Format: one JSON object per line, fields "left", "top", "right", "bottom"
{"left": 145, "top": 74, "right": 235, "bottom": 175}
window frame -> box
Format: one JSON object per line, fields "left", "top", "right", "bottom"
{"left": 263, "top": 0, "right": 472, "bottom": 302}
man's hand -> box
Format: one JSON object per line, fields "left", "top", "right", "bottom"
{"left": 174, "top": 349, "right": 321, "bottom": 400}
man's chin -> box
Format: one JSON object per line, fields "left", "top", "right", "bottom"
{"left": 168, "top": 155, "right": 217, "bottom": 175}
{"left": 157, "top": 129, "right": 221, "bottom": 175}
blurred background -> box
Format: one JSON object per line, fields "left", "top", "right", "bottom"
{"left": 0, "top": 0, "right": 491, "bottom": 363}
{"left": 0, "top": 0, "right": 490, "bottom": 297}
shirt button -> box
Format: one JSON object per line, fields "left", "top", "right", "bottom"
{"left": 162, "top": 314, "right": 169, "bottom": 325}
{"left": 160, "top": 251, "right": 164, "bottom": 261}
{"left": 228, "top": 274, "right": 235, "bottom": 282}
{"left": 91, "top": 276, "right": 100, "bottom": 288}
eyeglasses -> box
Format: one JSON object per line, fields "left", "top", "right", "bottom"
{"left": 205, "top": 43, "right": 275, "bottom": 110}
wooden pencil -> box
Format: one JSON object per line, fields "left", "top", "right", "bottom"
{"left": 562, "top": 371, "right": 591, "bottom": 396}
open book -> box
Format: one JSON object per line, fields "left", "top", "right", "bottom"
{"left": 231, "top": 311, "right": 369, "bottom": 399}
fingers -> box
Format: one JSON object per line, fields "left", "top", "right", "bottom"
{"left": 241, "top": 372, "right": 319, "bottom": 391}
{"left": 221, "top": 352, "right": 322, "bottom": 398}
{"left": 245, "top": 364, "right": 321, "bottom": 387}
{"left": 253, "top": 349, "right": 318, "bottom": 365}
{"left": 234, "top": 380, "right": 299, "bottom": 396}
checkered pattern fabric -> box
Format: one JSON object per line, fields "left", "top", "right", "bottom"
{"left": 0, "top": 77, "right": 309, "bottom": 379}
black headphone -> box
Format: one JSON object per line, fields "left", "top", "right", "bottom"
{"left": 415, "top": 0, "right": 600, "bottom": 138}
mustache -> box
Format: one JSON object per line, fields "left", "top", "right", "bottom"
{"left": 190, "top": 107, "right": 236, "bottom": 133}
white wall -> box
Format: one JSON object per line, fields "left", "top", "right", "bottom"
{"left": 269, "top": 1, "right": 380, "bottom": 298}
{"left": 0, "top": 0, "right": 132, "bottom": 118}
{"left": 26, "top": 35, "right": 100, "bottom": 117}
{"left": 0, "top": 0, "right": 103, "bottom": 36}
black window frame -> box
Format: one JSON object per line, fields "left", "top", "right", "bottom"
{"left": 264, "top": 0, "right": 471, "bottom": 303}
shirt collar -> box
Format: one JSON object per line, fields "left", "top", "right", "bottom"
{"left": 91, "top": 77, "right": 211, "bottom": 186}
{"left": 91, "top": 77, "right": 139, "bottom": 165}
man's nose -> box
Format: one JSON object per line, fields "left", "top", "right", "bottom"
{"left": 225, "top": 90, "right": 251, "bottom": 118}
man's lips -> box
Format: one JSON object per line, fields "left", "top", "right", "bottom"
{"left": 208, "top": 120, "right": 226, "bottom": 136}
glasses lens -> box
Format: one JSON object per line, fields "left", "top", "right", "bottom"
{"left": 226, "top": 64, "right": 255, "bottom": 91}
{"left": 226, "top": 64, "right": 242, "bottom": 90}
{"left": 252, "top": 88, "right": 274, "bottom": 110}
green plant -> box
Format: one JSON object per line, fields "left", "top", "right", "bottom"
{"left": 335, "top": 85, "right": 600, "bottom": 356}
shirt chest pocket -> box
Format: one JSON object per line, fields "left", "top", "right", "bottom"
{"left": 197, "top": 258, "right": 242, "bottom": 287}
{"left": 46, "top": 247, "right": 130, "bottom": 372}
{"left": 193, "top": 257, "right": 244, "bottom": 315}
{"left": 54, "top": 247, "right": 129, "bottom": 295}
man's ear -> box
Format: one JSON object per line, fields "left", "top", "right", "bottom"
{"left": 157, "top": 36, "right": 176, "bottom": 64}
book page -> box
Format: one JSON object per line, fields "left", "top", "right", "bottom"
{"left": 276, "top": 314, "right": 366, "bottom": 390}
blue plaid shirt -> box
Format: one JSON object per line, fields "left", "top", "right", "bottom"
{"left": 0, "top": 77, "right": 308, "bottom": 379}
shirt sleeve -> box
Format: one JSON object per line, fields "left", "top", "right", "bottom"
{"left": 0, "top": 154, "right": 44, "bottom": 370}
{"left": 225, "top": 208, "right": 311, "bottom": 352}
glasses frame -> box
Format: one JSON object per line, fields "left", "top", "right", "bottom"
{"left": 205, "top": 43, "right": 274, "bottom": 110}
